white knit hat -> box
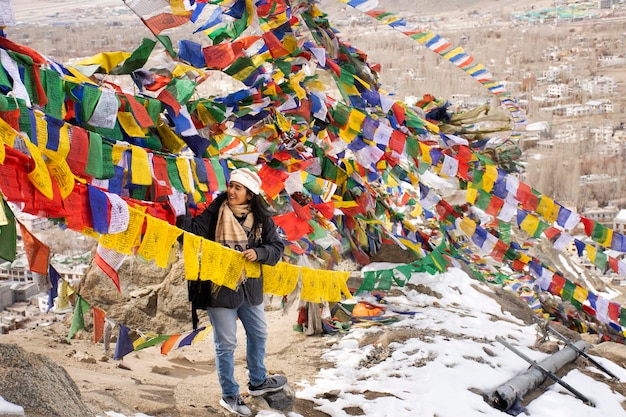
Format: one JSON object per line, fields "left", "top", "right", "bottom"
{"left": 229, "top": 168, "right": 262, "bottom": 195}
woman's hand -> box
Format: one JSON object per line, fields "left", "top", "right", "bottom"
{"left": 242, "top": 249, "right": 258, "bottom": 262}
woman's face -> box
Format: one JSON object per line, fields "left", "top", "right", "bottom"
{"left": 227, "top": 181, "right": 252, "bottom": 205}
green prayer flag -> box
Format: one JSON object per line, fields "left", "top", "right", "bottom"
{"left": 592, "top": 250, "right": 608, "bottom": 271}
{"left": 591, "top": 222, "right": 609, "bottom": 245}
{"left": 561, "top": 280, "right": 576, "bottom": 303}
{"left": 475, "top": 190, "right": 491, "bottom": 211}
{"left": 166, "top": 156, "right": 186, "bottom": 193}
{"left": 223, "top": 57, "right": 255, "bottom": 78}
{"left": 0, "top": 60, "right": 11, "bottom": 89}
{"left": 135, "top": 334, "right": 170, "bottom": 351}
{"left": 331, "top": 103, "right": 350, "bottom": 128}
{"left": 80, "top": 84, "right": 102, "bottom": 122}
{"left": 165, "top": 78, "right": 197, "bottom": 105}
{"left": 0, "top": 201, "right": 17, "bottom": 262}
{"left": 307, "top": 220, "right": 327, "bottom": 240}
{"left": 101, "top": 141, "right": 115, "bottom": 180}
{"left": 376, "top": 269, "right": 393, "bottom": 290}
{"left": 42, "top": 69, "right": 65, "bottom": 119}
{"left": 156, "top": 35, "right": 176, "bottom": 58}
{"left": 67, "top": 296, "right": 91, "bottom": 342}
{"left": 356, "top": 271, "right": 377, "bottom": 294}
{"left": 111, "top": 38, "right": 156, "bottom": 75}
{"left": 85, "top": 131, "right": 104, "bottom": 178}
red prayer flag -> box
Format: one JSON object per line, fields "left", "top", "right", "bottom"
{"left": 485, "top": 195, "right": 504, "bottom": 217}
{"left": 290, "top": 197, "right": 312, "bottom": 221}
{"left": 92, "top": 307, "right": 106, "bottom": 344}
{"left": 389, "top": 130, "right": 407, "bottom": 154}
{"left": 608, "top": 302, "right": 620, "bottom": 322}
{"left": 273, "top": 212, "right": 313, "bottom": 241}
{"left": 19, "top": 222, "right": 50, "bottom": 274}
{"left": 259, "top": 165, "right": 287, "bottom": 199}
{"left": 157, "top": 89, "right": 181, "bottom": 116}
{"left": 142, "top": 14, "right": 190, "bottom": 35}
{"left": 391, "top": 103, "right": 406, "bottom": 125}
{"left": 580, "top": 216, "right": 594, "bottom": 236}
{"left": 313, "top": 202, "right": 335, "bottom": 220}
{"left": 123, "top": 93, "right": 154, "bottom": 128}
{"left": 262, "top": 31, "right": 290, "bottom": 59}
{"left": 203, "top": 43, "right": 242, "bottom": 70}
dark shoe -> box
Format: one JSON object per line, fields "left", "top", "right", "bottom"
{"left": 248, "top": 375, "right": 288, "bottom": 396}
{"left": 219, "top": 395, "right": 251, "bottom": 416}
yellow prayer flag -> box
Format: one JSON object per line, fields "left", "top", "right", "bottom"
{"left": 0, "top": 142, "right": 4, "bottom": 164}
{"left": 300, "top": 267, "right": 321, "bottom": 303}
{"left": 586, "top": 244, "right": 596, "bottom": 263}
{"left": 245, "top": 261, "right": 261, "bottom": 278}
{"left": 157, "top": 121, "right": 186, "bottom": 154}
{"left": 262, "top": 262, "right": 299, "bottom": 296}
{"left": 183, "top": 233, "right": 202, "bottom": 280}
{"left": 155, "top": 225, "right": 183, "bottom": 268}
{"left": 131, "top": 146, "right": 153, "bottom": 186}
{"left": 443, "top": 47, "right": 465, "bottom": 60}
{"left": 275, "top": 111, "right": 291, "bottom": 132}
{"left": 348, "top": 109, "right": 366, "bottom": 133}
{"left": 42, "top": 148, "right": 75, "bottom": 199}
{"left": 111, "top": 144, "right": 127, "bottom": 165}
{"left": 114, "top": 207, "right": 145, "bottom": 254}
{"left": 339, "top": 127, "right": 357, "bottom": 143}
{"left": 138, "top": 216, "right": 169, "bottom": 261}
{"left": 24, "top": 139, "right": 54, "bottom": 199}
{"left": 219, "top": 248, "right": 245, "bottom": 290}
{"left": 175, "top": 157, "right": 193, "bottom": 193}
{"left": 466, "top": 187, "right": 478, "bottom": 204}
{"left": 573, "top": 285, "right": 588, "bottom": 304}
{"left": 118, "top": 112, "right": 148, "bottom": 138}
{"left": 548, "top": 203, "right": 561, "bottom": 225}
{"left": 520, "top": 213, "right": 540, "bottom": 237}
{"left": 199, "top": 239, "right": 223, "bottom": 283}
{"left": 536, "top": 195, "right": 555, "bottom": 220}
{"left": 195, "top": 103, "right": 216, "bottom": 125}
{"left": 459, "top": 217, "right": 476, "bottom": 237}
{"left": 0, "top": 117, "right": 17, "bottom": 147}
{"left": 289, "top": 71, "right": 307, "bottom": 100}
{"left": 75, "top": 51, "right": 131, "bottom": 73}
{"left": 482, "top": 164, "right": 498, "bottom": 192}
{"left": 34, "top": 111, "right": 48, "bottom": 150}
{"left": 419, "top": 141, "right": 432, "bottom": 165}
{"left": 57, "top": 123, "right": 70, "bottom": 158}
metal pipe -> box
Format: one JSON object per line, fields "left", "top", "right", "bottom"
{"left": 489, "top": 337, "right": 592, "bottom": 413}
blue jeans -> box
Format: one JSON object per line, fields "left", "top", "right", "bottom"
{"left": 207, "top": 298, "right": 268, "bottom": 397}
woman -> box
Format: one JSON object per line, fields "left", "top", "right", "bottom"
{"left": 176, "top": 168, "right": 286, "bottom": 416}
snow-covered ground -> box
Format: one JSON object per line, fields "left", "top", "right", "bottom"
{"left": 3, "top": 264, "right": 624, "bottom": 417}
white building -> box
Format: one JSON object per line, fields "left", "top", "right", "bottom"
{"left": 579, "top": 76, "right": 615, "bottom": 96}
{"left": 590, "top": 124, "right": 616, "bottom": 144}
{"left": 546, "top": 83, "right": 570, "bottom": 98}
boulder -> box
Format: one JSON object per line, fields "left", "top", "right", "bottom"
{"left": 0, "top": 344, "right": 93, "bottom": 417}
{"left": 78, "top": 256, "right": 190, "bottom": 334}
{"left": 589, "top": 341, "right": 626, "bottom": 369}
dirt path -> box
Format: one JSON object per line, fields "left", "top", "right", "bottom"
{"left": 0, "top": 305, "right": 330, "bottom": 417}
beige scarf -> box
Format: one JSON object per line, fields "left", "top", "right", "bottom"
{"left": 215, "top": 202, "right": 253, "bottom": 252}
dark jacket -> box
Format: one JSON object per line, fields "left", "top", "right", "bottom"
{"left": 176, "top": 196, "right": 284, "bottom": 309}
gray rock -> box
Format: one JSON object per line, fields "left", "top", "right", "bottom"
{"left": 0, "top": 344, "right": 94, "bottom": 417}
{"left": 262, "top": 384, "right": 295, "bottom": 411}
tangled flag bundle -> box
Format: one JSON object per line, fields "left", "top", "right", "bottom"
{"left": 0, "top": 0, "right": 625, "bottom": 346}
